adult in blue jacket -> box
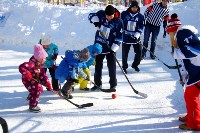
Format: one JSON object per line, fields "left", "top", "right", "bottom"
{"left": 121, "top": 1, "right": 144, "bottom": 73}
{"left": 39, "top": 34, "right": 59, "bottom": 91}
{"left": 88, "top": 5, "right": 123, "bottom": 91}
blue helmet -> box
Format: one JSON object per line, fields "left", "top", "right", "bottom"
{"left": 92, "top": 43, "right": 102, "bottom": 54}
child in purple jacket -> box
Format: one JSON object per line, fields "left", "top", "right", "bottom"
{"left": 19, "top": 44, "right": 53, "bottom": 113}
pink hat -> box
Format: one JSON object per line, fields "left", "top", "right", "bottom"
{"left": 34, "top": 44, "right": 48, "bottom": 62}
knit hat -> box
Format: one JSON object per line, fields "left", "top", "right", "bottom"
{"left": 92, "top": 43, "right": 102, "bottom": 54}
{"left": 171, "top": 13, "right": 178, "bottom": 19}
{"left": 105, "top": 5, "right": 115, "bottom": 16}
{"left": 79, "top": 48, "right": 90, "bottom": 62}
{"left": 130, "top": 1, "right": 139, "bottom": 8}
{"left": 34, "top": 44, "right": 48, "bottom": 62}
{"left": 41, "top": 34, "right": 51, "bottom": 45}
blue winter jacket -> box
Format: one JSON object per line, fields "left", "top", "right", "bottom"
{"left": 174, "top": 29, "right": 200, "bottom": 86}
{"left": 88, "top": 9, "right": 123, "bottom": 53}
{"left": 55, "top": 50, "right": 85, "bottom": 83}
{"left": 121, "top": 8, "right": 144, "bottom": 44}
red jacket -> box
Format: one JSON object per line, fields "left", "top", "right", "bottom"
{"left": 19, "top": 56, "right": 49, "bottom": 85}
{"left": 166, "top": 18, "right": 181, "bottom": 33}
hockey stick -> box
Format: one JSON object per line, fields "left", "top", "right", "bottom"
{"left": 32, "top": 78, "right": 93, "bottom": 108}
{"left": 58, "top": 82, "right": 93, "bottom": 108}
{"left": 0, "top": 117, "right": 8, "bottom": 133}
{"left": 124, "top": 31, "right": 181, "bottom": 69}
{"left": 98, "top": 31, "right": 147, "bottom": 97}
{"left": 175, "top": 59, "right": 184, "bottom": 87}
{"left": 113, "top": 53, "right": 148, "bottom": 98}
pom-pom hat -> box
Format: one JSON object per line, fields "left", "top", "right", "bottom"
{"left": 41, "top": 34, "right": 51, "bottom": 45}
{"left": 34, "top": 44, "right": 48, "bottom": 62}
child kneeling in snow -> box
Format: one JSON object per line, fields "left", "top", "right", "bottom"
{"left": 74, "top": 43, "right": 102, "bottom": 91}
{"left": 19, "top": 44, "right": 53, "bottom": 113}
{"left": 55, "top": 47, "right": 91, "bottom": 99}
{"left": 173, "top": 25, "right": 200, "bottom": 131}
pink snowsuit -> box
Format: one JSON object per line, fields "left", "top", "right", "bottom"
{"left": 19, "top": 56, "right": 49, "bottom": 108}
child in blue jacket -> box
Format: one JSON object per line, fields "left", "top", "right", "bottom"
{"left": 75, "top": 43, "right": 102, "bottom": 91}
{"left": 55, "top": 47, "right": 90, "bottom": 99}
{"left": 39, "top": 34, "right": 59, "bottom": 91}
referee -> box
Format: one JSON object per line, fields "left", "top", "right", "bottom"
{"left": 142, "top": 0, "right": 169, "bottom": 59}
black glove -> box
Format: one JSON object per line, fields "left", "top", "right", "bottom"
{"left": 85, "top": 76, "right": 90, "bottom": 81}
{"left": 68, "top": 78, "right": 79, "bottom": 83}
{"left": 93, "top": 22, "right": 101, "bottom": 28}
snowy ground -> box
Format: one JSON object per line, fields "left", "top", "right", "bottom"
{"left": 0, "top": 0, "right": 199, "bottom": 132}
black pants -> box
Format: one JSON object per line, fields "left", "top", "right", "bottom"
{"left": 44, "top": 67, "right": 59, "bottom": 90}
{"left": 122, "top": 43, "right": 142, "bottom": 69}
{"left": 94, "top": 52, "right": 117, "bottom": 88}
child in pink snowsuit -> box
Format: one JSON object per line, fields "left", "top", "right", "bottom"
{"left": 19, "top": 44, "right": 53, "bottom": 112}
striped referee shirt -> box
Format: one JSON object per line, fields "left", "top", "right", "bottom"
{"left": 144, "top": 2, "right": 169, "bottom": 26}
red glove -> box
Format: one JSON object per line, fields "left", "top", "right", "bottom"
{"left": 53, "top": 54, "right": 58, "bottom": 60}
{"left": 52, "top": 65, "right": 58, "bottom": 70}
{"left": 24, "top": 71, "right": 32, "bottom": 80}
{"left": 46, "top": 82, "right": 53, "bottom": 91}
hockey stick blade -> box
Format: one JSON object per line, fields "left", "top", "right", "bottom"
{"left": 164, "top": 63, "right": 182, "bottom": 69}
{"left": 137, "top": 91, "right": 148, "bottom": 99}
{"left": 78, "top": 103, "right": 94, "bottom": 108}
{"left": 53, "top": 90, "right": 94, "bottom": 109}
{"left": 100, "top": 88, "right": 116, "bottom": 93}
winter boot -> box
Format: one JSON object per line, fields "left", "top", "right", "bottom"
{"left": 29, "top": 106, "right": 41, "bottom": 113}
{"left": 179, "top": 124, "right": 194, "bottom": 130}
{"left": 109, "top": 86, "right": 116, "bottom": 92}
{"left": 91, "top": 85, "right": 102, "bottom": 91}
{"left": 132, "top": 66, "right": 140, "bottom": 72}
{"left": 80, "top": 87, "right": 90, "bottom": 91}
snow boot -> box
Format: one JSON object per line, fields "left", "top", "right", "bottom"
{"left": 109, "top": 87, "right": 116, "bottom": 92}
{"left": 179, "top": 124, "right": 194, "bottom": 131}
{"left": 80, "top": 87, "right": 90, "bottom": 91}
{"left": 132, "top": 66, "right": 140, "bottom": 72}
{"left": 91, "top": 85, "right": 101, "bottom": 91}
{"left": 29, "top": 106, "right": 41, "bottom": 113}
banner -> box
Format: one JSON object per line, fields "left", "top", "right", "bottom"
{"left": 0, "top": 10, "right": 11, "bottom": 27}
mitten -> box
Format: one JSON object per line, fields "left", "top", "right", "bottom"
{"left": 24, "top": 71, "right": 32, "bottom": 80}
{"left": 53, "top": 54, "right": 58, "bottom": 60}
{"left": 93, "top": 22, "right": 101, "bottom": 28}
{"left": 85, "top": 76, "right": 90, "bottom": 81}
{"left": 111, "top": 43, "right": 119, "bottom": 52}
{"left": 52, "top": 65, "right": 58, "bottom": 70}
{"left": 46, "top": 82, "right": 53, "bottom": 91}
